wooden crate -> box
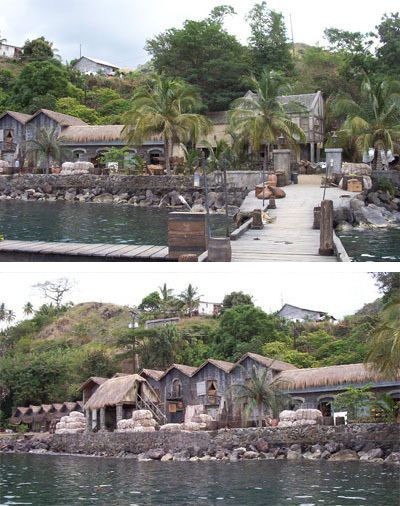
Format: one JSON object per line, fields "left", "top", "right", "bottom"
{"left": 168, "top": 212, "right": 207, "bottom": 259}
{"left": 347, "top": 179, "right": 363, "bottom": 192}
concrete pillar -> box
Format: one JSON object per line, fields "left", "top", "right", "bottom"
{"left": 316, "top": 146, "right": 321, "bottom": 163}
{"left": 85, "top": 409, "right": 92, "bottom": 432}
{"left": 92, "top": 409, "right": 97, "bottom": 431}
{"left": 116, "top": 404, "right": 123, "bottom": 425}
{"left": 325, "top": 148, "right": 343, "bottom": 174}
{"left": 273, "top": 149, "right": 292, "bottom": 180}
{"left": 99, "top": 407, "right": 106, "bottom": 431}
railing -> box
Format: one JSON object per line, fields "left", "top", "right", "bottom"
{"left": 136, "top": 393, "right": 167, "bottom": 424}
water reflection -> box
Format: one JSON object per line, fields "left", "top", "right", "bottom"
{"left": 1, "top": 454, "right": 399, "bottom": 506}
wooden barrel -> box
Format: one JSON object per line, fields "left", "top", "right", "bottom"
{"left": 208, "top": 237, "right": 232, "bottom": 262}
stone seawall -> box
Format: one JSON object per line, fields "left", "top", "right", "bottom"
{"left": 1, "top": 424, "right": 399, "bottom": 464}
{"left": 0, "top": 174, "right": 247, "bottom": 209}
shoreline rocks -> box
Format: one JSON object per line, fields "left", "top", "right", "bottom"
{"left": 1, "top": 424, "right": 399, "bottom": 465}
{"left": 334, "top": 186, "right": 400, "bottom": 231}
{"left": 0, "top": 174, "right": 247, "bottom": 212}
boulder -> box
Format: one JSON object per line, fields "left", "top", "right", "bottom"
{"left": 329, "top": 450, "right": 359, "bottom": 461}
{"left": 354, "top": 205, "right": 388, "bottom": 227}
{"left": 286, "top": 450, "right": 302, "bottom": 460}
{"left": 161, "top": 453, "right": 173, "bottom": 461}
{"left": 146, "top": 448, "right": 165, "bottom": 460}
{"left": 384, "top": 452, "right": 400, "bottom": 464}
{"left": 243, "top": 451, "right": 259, "bottom": 459}
{"left": 359, "top": 448, "right": 384, "bottom": 461}
{"left": 255, "top": 439, "right": 269, "bottom": 453}
{"left": 92, "top": 193, "right": 114, "bottom": 204}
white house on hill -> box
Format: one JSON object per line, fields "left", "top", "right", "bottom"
{"left": 73, "top": 56, "right": 119, "bottom": 76}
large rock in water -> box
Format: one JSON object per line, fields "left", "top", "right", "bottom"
{"left": 93, "top": 193, "right": 114, "bottom": 204}
{"left": 329, "top": 450, "right": 359, "bottom": 461}
{"left": 353, "top": 205, "right": 388, "bottom": 227}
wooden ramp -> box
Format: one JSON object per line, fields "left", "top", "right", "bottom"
{"left": 0, "top": 240, "right": 170, "bottom": 262}
{"left": 232, "top": 181, "right": 352, "bottom": 262}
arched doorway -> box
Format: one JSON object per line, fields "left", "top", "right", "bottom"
{"left": 148, "top": 148, "right": 164, "bottom": 165}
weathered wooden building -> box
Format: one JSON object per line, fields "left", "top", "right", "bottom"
{"left": 0, "top": 111, "right": 32, "bottom": 166}
{"left": 191, "top": 359, "right": 235, "bottom": 419}
{"left": 158, "top": 364, "right": 197, "bottom": 423}
{"left": 80, "top": 376, "right": 108, "bottom": 405}
{"left": 200, "top": 91, "right": 324, "bottom": 163}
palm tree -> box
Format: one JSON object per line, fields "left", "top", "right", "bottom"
{"left": 229, "top": 69, "right": 306, "bottom": 172}
{"left": 179, "top": 284, "right": 200, "bottom": 318}
{"left": 334, "top": 76, "right": 400, "bottom": 169}
{"left": 123, "top": 74, "right": 211, "bottom": 175}
{"left": 27, "top": 127, "right": 67, "bottom": 174}
{"left": 366, "top": 296, "right": 400, "bottom": 377}
{"left": 229, "top": 365, "right": 291, "bottom": 427}
{"left": 158, "top": 283, "right": 174, "bottom": 302}
{"left": 202, "top": 140, "right": 230, "bottom": 171}
{"left": 23, "top": 302, "right": 34, "bottom": 317}
{"left": 5, "top": 310, "right": 15, "bottom": 325}
{"left": 0, "top": 303, "right": 7, "bottom": 322}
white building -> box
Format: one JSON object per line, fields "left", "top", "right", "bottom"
{"left": 0, "top": 42, "right": 22, "bottom": 59}
{"left": 72, "top": 56, "right": 119, "bottom": 76}
{"left": 197, "top": 301, "right": 222, "bottom": 316}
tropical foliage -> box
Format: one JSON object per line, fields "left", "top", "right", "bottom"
{"left": 229, "top": 365, "right": 291, "bottom": 426}
{"left": 333, "top": 76, "right": 400, "bottom": 168}
{"left": 229, "top": 70, "right": 306, "bottom": 170}
{"left": 123, "top": 74, "right": 211, "bottom": 174}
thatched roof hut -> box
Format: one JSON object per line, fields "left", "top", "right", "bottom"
{"left": 9, "top": 407, "right": 32, "bottom": 425}
{"left": 277, "top": 363, "right": 400, "bottom": 392}
{"left": 84, "top": 374, "right": 159, "bottom": 411}
{"left": 59, "top": 125, "right": 124, "bottom": 144}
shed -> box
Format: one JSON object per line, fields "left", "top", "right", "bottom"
{"left": 84, "top": 374, "right": 161, "bottom": 431}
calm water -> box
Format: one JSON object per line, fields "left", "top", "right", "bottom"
{"left": 1, "top": 453, "right": 399, "bottom": 506}
{"left": 0, "top": 201, "right": 233, "bottom": 246}
{"left": 338, "top": 228, "right": 400, "bottom": 262}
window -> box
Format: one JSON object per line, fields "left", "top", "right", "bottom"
{"left": 171, "top": 379, "right": 182, "bottom": 399}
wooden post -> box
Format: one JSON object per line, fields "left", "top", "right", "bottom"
{"left": 251, "top": 209, "right": 264, "bottom": 230}
{"left": 208, "top": 237, "right": 232, "bottom": 262}
{"left": 85, "top": 409, "right": 92, "bottom": 432}
{"left": 92, "top": 409, "right": 97, "bottom": 431}
{"left": 267, "top": 198, "right": 276, "bottom": 210}
{"left": 99, "top": 407, "right": 106, "bottom": 431}
{"left": 313, "top": 206, "right": 321, "bottom": 230}
{"left": 319, "top": 200, "right": 334, "bottom": 256}
{"left": 116, "top": 404, "right": 123, "bottom": 425}
{"left": 178, "top": 254, "right": 198, "bottom": 262}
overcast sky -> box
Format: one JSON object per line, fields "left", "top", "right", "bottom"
{"left": 0, "top": 264, "right": 391, "bottom": 325}
{"left": 1, "top": 1, "right": 398, "bottom": 67}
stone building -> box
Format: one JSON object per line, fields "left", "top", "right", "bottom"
{"left": 57, "top": 124, "right": 166, "bottom": 167}
{"left": 278, "top": 363, "right": 400, "bottom": 417}
{"left": 72, "top": 56, "right": 119, "bottom": 76}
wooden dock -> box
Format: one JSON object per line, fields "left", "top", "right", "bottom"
{"left": 0, "top": 240, "right": 170, "bottom": 262}
{"left": 232, "top": 179, "right": 353, "bottom": 262}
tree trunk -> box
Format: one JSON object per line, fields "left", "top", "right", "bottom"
{"left": 46, "top": 154, "right": 50, "bottom": 175}
{"left": 164, "top": 136, "right": 171, "bottom": 175}
{"left": 374, "top": 148, "right": 383, "bottom": 171}
{"left": 258, "top": 403, "right": 264, "bottom": 428}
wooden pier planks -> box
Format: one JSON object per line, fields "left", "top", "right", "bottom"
{"left": 0, "top": 240, "right": 169, "bottom": 261}
{"left": 232, "top": 182, "right": 353, "bottom": 262}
